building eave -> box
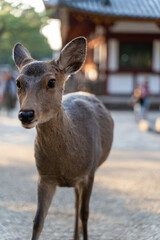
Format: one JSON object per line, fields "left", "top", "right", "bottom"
{"left": 43, "top": 0, "right": 160, "bottom": 23}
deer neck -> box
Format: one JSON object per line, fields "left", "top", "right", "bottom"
{"left": 36, "top": 106, "right": 70, "bottom": 145}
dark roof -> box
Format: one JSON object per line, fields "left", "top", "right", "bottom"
{"left": 43, "top": 0, "right": 160, "bottom": 19}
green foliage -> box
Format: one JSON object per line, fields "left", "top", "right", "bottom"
{"left": 0, "top": 0, "right": 52, "bottom": 65}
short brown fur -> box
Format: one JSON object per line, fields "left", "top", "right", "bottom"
{"left": 13, "top": 37, "right": 114, "bottom": 240}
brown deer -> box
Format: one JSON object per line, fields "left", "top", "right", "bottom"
{"left": 13, "top": 37, "right": 114, "bottom": 240}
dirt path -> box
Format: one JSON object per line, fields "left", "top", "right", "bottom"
{"left": 0, "top": 110, "right": 160, "bottom": 240}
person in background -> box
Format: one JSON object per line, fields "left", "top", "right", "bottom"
{"left": 0, "top": 70, "right": 17, "bottom": 114}
{"left": 140, "top": 80, "right": 151, "bottom": 119}
{"left": 0, "top": 70, "right": 8, "bottom": 109}
{"left": 131, "top": 84, "right": 143, "bottom": 121}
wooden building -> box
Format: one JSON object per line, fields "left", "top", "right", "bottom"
{"left": 43, "top": 0, "right": 160, "bottom": 107}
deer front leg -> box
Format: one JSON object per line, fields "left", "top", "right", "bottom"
{"left": 74, "top": 186, "right": 82, "bottom": 240}
{"left": 31, "top": 177, "right": 56, "bottom": 240}
{"left": 80, "top": 176, "right": 94, "bottom": 240}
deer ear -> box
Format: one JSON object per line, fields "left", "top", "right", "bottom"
{"left": 12, "top": 43, "right": 33, "bottom": 69}
{"left": 57, "top": 37, "right": 87, "bottom": 76}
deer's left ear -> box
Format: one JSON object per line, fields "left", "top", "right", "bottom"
{"left": 57, "top": 37, "right": 87, "bottom": 76}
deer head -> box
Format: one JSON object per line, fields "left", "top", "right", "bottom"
{"left": 13, "top": 37, "right": 87, "bottom": 129}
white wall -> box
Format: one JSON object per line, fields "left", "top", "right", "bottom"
{"left": 108, "top": 74, "right": 133, "bottom": 94}
{"left": 107, "top": 73, "right": 160, "bottom": 95}
{"left": 108, "top": 39, "right": 119, "bottom": 71}
{"left": 137, "top": 74, "right": 160, "bottom": 94}
{"left": 110, "top": 21, "right": 160, "bottom": 33}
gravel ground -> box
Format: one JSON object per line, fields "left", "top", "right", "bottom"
{"left": 0, "top": 109, "right": 160, "bottom": 240}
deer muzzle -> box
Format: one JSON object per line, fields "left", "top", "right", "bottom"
{"left": 18, "top": 110, "right": 35, "bottom": 124}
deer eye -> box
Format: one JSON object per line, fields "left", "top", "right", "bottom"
{"left": 47, "top": 79, "right": 56, "bottom": 89}
{"left": 16, "top": 80, "right": 21, "bottom": 89}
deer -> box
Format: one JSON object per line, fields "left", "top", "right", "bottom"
{"left": 13, "top": 37, "right": 114, "bottom": 240}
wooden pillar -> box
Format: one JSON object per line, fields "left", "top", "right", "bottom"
{"left": 105, "top": 26, "right": 110, "bottom": 95}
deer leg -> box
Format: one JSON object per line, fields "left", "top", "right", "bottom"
{"left": 31, "top": 178, "right": 56, "bottom": 240}
{"left": 74, "top": 186, "right": 82, "bottom": 240}
{"left": 80, "top": 176, "right": 94, "bottom": 240}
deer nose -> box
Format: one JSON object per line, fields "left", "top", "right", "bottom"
{"left": 18, "top": 110, "right": 34, "bottom": 124}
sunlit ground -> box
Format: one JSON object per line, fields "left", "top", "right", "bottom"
{"left": 0, "top": 109, "right": 160, "bottom": 239}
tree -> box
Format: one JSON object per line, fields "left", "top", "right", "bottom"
{"left": 0, "top": 0, "right": 52, "bottom": 65}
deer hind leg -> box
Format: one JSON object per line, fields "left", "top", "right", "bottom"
{"left": 80, "top": 176, "right": 94, "bottom": 240}
{"left": 31, "top": 178, "right": 56, "bottom": 240}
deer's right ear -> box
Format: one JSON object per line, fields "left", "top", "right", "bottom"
{"left": 12, "top": 43, "right": 33, "bottom": 70}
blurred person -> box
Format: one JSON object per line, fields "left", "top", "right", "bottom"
{"left": 140, "top": 80, "right": 151, "bottom": 119}
{"left": 130, "top": 84, "right": 143, "bottom": 121}
{"left": 2, "top": 70, "right": 17, "bottom": 113}
{"left": 0, "top": 71, "right": 7, "bottom": 109}
{"left": 0, "top": 73, "right": 3, "bottom": 108}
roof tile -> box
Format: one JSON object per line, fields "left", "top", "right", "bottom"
{"left": 44, "top": 0, "right": 160, "bottom": 19}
